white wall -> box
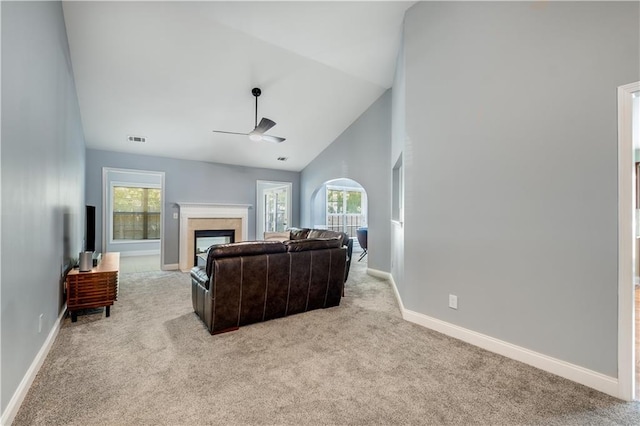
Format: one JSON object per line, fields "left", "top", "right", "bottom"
{"left": 1, "top": 0, "right": 86, "bottom": 416}
{"left": 400, "top": 1, "right": 639, "bottom": 377}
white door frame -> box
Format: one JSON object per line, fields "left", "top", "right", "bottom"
{"left": 256, "top": 180, "right": 292, "bottom": 239}
{"left": 618, "top": 81, "right": 639, "bottom": 401}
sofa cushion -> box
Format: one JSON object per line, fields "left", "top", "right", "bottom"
{"left": 206, "top": 241, "right": 286, "bottom": 277}
{"left": 288, "top": 227, "right": 310, "bottom": 240}
{"left": 284, "top": 237, "right": 342, "bottom": 252}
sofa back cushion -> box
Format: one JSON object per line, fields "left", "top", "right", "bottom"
{"left": 307, "top": 229, "right": 349, "bottom": 247}
{"left": 288, "top": 227, "right": 311, "bottom": 240}
{"left": 206, "top": 241, "right": 286, "bottom": 276}
{"left": 284, "top": 237, "right": 342, "bottom": 252}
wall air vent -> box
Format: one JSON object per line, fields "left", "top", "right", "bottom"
{"left": 128, "top": 135, "right": 146, "bottom": 143}
{"left": 277, "top": 157, "right": 288, "bottom": 161}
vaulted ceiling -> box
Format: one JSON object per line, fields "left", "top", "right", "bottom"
{"left": 62, "top": 1, "right": 413, "bottom": 172}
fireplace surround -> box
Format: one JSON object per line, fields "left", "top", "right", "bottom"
{"left": 177, "top": 203, "right": 250, "bottom": 272}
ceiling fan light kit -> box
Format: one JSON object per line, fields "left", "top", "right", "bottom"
{"left": 212, "top": 88, "right": 286, "bottom": 144}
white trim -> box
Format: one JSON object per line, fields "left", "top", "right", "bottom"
{"left": 367, "top": 267, "right": 392, "bottom": 281}
{"left": 380, "top": 269, "right": 622, "bottom": 399}
{"left": 1, "top": 306, "right": 66, "bottom": 426}
{"left": 161, "top": 263, "right": 179, "bottom": 271}
{"left": 0, "top": 2, "right": 3, "bottom": 419}
{"left": 176, "top": 203, "right": 251, "bottom": 272}
{"left": 119, "top": 249, "right": 161, "bottom": 257}
{"left": 370, "top": 268, "right": 406, "bottom": 313}
{"left": 109, "top": 239, "right": 160, "bottom": 245}
{"left": 617, "top": 81, "right": 640, "bottom": 401}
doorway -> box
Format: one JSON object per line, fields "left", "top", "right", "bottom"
{"left": 310, "top": 178, "right": 368, "bottom": 255}
{"left": 256, "top": 180, "right": 292, "bottom": 239}
{"left": 618, "top": 82, "right": 639, "bottom": 401}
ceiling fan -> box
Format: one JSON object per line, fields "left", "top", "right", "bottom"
{"left": 212, "top": 88, "right": 286, "bottom": 143}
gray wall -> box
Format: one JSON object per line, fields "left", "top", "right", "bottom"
{"left": 1, "top": 1, "right": 86, "bottom": 414}
{"left": 86, "top": 149, "right": 301, "bottom": 266}
{"left": 401, "top": 1, "right": 639, "bottom": 376}
{"left": 301, "top": 91, "right": 392, "bottom": 272}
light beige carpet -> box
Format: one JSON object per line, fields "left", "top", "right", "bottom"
{"left": 13, "top": 261, "right": 640, "bottom": 425}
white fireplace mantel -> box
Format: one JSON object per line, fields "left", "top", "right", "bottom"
{"left": 177, "top": 203, "right": 251, "bottom": 271}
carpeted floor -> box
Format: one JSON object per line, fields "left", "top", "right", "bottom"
{"left": 13, "top": 261, "right": 640, "bottom": 425}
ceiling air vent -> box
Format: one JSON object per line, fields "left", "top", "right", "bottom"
{"left": 277, "top": 157, "right": 288, "bottom": 162}
{"left": 128, "top": 135, "right": 146, "bottom": 143}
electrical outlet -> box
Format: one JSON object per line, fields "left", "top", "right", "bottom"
{"left": 449, "top": 294, "right": 458, "bottom": 310}
{"left": 173, "top": 212, "right": 178, "bottom": 219}
{"left": 38, "top": 314, "right": 44, "bottom": 333}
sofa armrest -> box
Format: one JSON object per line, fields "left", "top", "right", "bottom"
{"left": 344, "top": 238, "right": 354, "bottom": 281}
{"left": 190, "top": 266, "right": 209, "bottom": 289}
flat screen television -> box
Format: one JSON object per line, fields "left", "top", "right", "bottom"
{"left": 86, "top": 205, "right": 96, "bottom": 252}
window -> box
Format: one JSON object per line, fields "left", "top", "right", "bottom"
{"left": 112, "top": 186, "right": 161, "bottom": 240}
{"left": 256, "top": 181, "right": 292, "bottom": 239}
{"left": 326, "top": 186, "right": 366, "bottom": 237}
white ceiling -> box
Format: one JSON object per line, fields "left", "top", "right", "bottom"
{"left": 62, "top": 1, "right": 413, "bottom": 172}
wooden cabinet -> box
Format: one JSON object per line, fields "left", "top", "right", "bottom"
{"left": 66, "top": 252, "right": 120, "bottom": 322}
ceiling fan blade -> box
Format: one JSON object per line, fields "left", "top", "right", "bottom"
{"left": 261, "top": 135, "right": 286, "bottom": 143}
{"left": 212, "top": 130, "right": 249, "bottom": 136}
{"left": 253, "top": 117, "right": 276, "bottom": 135}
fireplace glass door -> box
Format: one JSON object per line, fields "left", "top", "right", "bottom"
{"left": 194, "top": 229, "right": 235, "bottom": 265}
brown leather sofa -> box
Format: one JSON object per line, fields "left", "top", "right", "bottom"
{"left": 286, "top": 228, "right": 353, "bottom": 281}
{"left": 190, "top": 238, "right": 347, "bottom": 334}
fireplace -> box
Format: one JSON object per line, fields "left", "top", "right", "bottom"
{"left": 177, "top": 203, "right": 250, "bottom": 272}
{"left": 194, "top": 229, "right": 235, "bottom": 266}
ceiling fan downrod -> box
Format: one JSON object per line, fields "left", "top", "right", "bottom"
{"left": 252, "top": 87, "right": 261, "bottom": 128}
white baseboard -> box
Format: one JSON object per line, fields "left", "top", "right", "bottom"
{"left": 381, "top": 272, "right": 621, "bottom": 400}
{"left": 161, "top": 263, "right": 179, "bottom": 271}
{"left": 402, "top": 309, "right": 619, "bottom": 398}
{"left": 366, "top": 268, "right": 392, "bottom": 280}
{"left": 367, "top": 267, "right": 406, "bottom": 314}
{"left": 1, "top": 306, "right": 66, "bottom": 426}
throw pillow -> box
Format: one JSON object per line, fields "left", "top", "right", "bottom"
{"left": 263, "top": 231, "right": 290, "bottom": 242}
